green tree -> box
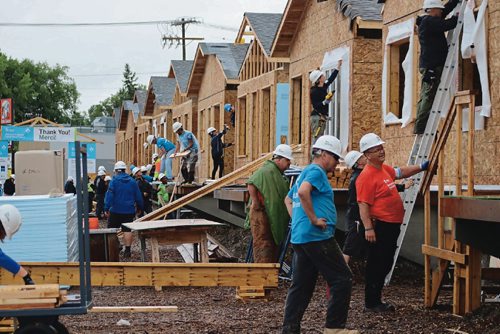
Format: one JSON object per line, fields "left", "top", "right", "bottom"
{"left": 0, "top": 51, "right": 87, "bottom": 125}
{"left": 87, "top": 63, "right": 145, "bottom": 122}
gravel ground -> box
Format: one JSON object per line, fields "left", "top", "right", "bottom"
{"left": 59, "top": 224, "right": 500, "bottom": 334}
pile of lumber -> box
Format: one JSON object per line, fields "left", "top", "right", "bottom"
{"left": 0, "top": 284, "right": 67, "bottom": 310}
{"left": 236, "top": 286, "right": 270, "bottom": 302}
{"left": 0, "top": 318, "right": 14, "bottom": 333}
{"left": 329, "top": 166, "right": 352, "bottom": 189}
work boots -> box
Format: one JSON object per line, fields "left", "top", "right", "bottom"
{"left": 324, "top": 329, "right": 359, "bottom": 334}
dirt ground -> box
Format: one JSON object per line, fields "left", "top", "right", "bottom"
{"left": 60, "top": 224, "right": 500, "bottom": 334}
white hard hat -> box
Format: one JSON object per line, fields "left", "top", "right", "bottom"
{"left": 207, "top": 127, "right": 216, "bottom": 135}
{"left": 152, "top": 153, "right": 159, "bottom": 160}
{"left": 10, "top": 174, "right": 15, "bottom": 179}
{"left": 423, "top": 0, "right": 445, "bottom": 10}
{"left": 313, "top": 135, "right": 343, "bottom": 158}
{"left": 143, "top": 142, "right": 149, "bottom": 149}
{"left": 0, "top": 204, "right": 22, "bottom": 240}
{"left": 273, "top": 144, "right": 293, "bottom": 161}
{"left": 158, "top": 173, "right": 166, "bottom": 180}
{"left": 309, "top": 70, "right": 324, "bottom": 84}
{"left": 132, "top": 167, "right": 141, "bottom": 176}
{"left": 98, "top": 166, "right": 106, "bottom": 172}
{"left": 104, "top": 176, "right": 112, "bottom": 182}
{"left": 147, "top": 135, "right": 155, "bottom": 145}
{"left": 98, "top": 170, "right": 106, "bottom": 176}
{"left": 344, "top": 150, "right": 364, "bottom": 169}
{"left": 114, "top": 161, "right": 127, "bottom": 171}
{"left": 146, "top": 164, "right": 152, "bottom": 171}
{"left": 359, "top": 133, "right": 385, "bottom": 153}
{"left": 173, "top": 122, "right": 183, "bottom": 132}
{"left": 140, "top": 165, "right": 148, "bottom": 173}
{"left": 67, "top": 176, "right": 74, "bottom": 182}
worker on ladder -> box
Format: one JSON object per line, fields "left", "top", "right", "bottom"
{"left": 0, "top": 204, "right": 35, "bottom": 285}
{"left": 309, "top": 60, "right": 342, "bottom": 144}
{"left": 414, "top": 0, "right": 460, "bottom": 135}
{"left": 356, "top": 133, "right": 429, "bottom": 312}
{"left": 246, "top": 144, "right": 292, "bottom": 263}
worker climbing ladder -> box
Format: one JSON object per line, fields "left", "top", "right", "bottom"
{"left": 385, "top": 1, "right": 467, "bottom": 285}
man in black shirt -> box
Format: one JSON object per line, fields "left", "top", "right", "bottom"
{"left": 414, "top": 0, "right": 459, "bottom": 134}
{"left": 309, "top": 60, "right": 342, "bottom": 145}
{"left": 207, "top": 124, "right": 232, "bottom": 179}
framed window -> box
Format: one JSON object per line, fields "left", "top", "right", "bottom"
{"left": 237, "top": 97, "right": 247, "bottom": 156}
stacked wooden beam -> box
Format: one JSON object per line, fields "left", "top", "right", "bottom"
{"left": 0, "top": 284, "right": 67, "bottom": 310}
{"left": 236, "top": 286, "right": 269, "bottom": 302}
{"left": 0, "top": 318, "right": 14, "bottom": 333}
{"left": 329, "top": 166, "right": 352, "bottom": 189}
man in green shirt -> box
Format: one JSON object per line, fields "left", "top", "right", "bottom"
{"left": 157, "top": 173, "right": 170, "bottom": 206}
{"left": 247, "top": 144, "right": 293, "bottom": 263}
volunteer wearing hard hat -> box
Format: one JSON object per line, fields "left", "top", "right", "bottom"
{"left": 207, "top": 124, "right": 232, "bottom": 179}
{"left": 145, "top": 134, "right": 176, "bottom": 180}
{"left": 105, "top": 161, "right": 143, "bottom": 259}
{"left": 173, "top": 122, "right": 200, "bottom": 184}
{"left": 283, "top": 135, "right": 356, "bottom": 334}
{"left": 356, "top": 133, "right": 429, "bottom": 312}
{"left": 94, "top": 169, "right": 107, "bottom": 219}
{"left": 64, "top": 176, "right": 77, "bottom": 195}
{"left": 0, "top": 204, "right": 35, "bottom": 285}
{"left": 3, "top": 174, "right": 15, "bottom": 196}
{"left": 309, "top": 59, "right": 342, "bottom": 145}
{"left": 156, "top": 173, "right": 170, "bottom": 206}
{"left": 224, "top": 103, "right": 236, "bottom": 127}
{"left": 246, "top": 144, "right": 292, "bottom": 264}
{"left": 134, "top": 167, "right": 153, "bottom": 214}
{"left": 140, "top": 165, "right": 153, "bottom": 183}
{"left": 414, "top": 0, "right": 459, "bottom": 134}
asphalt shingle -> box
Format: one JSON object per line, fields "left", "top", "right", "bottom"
{"left": 336, "top": 0, "right": 383, "bottom": 21}
{"left": 149, "top": 76, "right": 176, "bottom": 106}
{"left": 199, "top": 43, "right": 250, "bottom": 80}
{"left": 134, "top": 89, "right": 147, "bottom": 115}
{"left": 245, "top": 13, "right": 282, "bottom": 56}
{"left": 171, "top": 60, "right": 194, "bottom": 94}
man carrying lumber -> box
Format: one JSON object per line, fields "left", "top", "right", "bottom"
{"left": 356, "top": 133, "right": 429, "bottom": 312}
{"left": 207, "top": 124, "right": 232, "bottom": 180}
{"left": 246, "top": 144, "right": 292, "bottom": 263}
{"left": 0, "top": 204, "right": 35, "bottom": 285}
{"left": 146, "top": 135, "right": 176, "bottom": 180}
{"left": 309, "top": 60, "right": 342, "bottom": 144}
{"left": 414, "top": 0, "right": 459, "bottom": 134}
{"left": 282, "top": 135, "right": 356, "bottom": 334}
{"left": 172, "top": 122, "right": 200, "bottom": 185}
{"left": 105, "top": 161, "right": 143, "bottom": 259}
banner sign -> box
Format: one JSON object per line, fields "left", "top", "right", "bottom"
{"left": 1, "top": 126, "right": 76, "bottom": 142}
{"left": 68, "top": 142, "right": 97, "bottom": 177}
{"left": 1, "top": 99, "right": 12, "bottom": 125}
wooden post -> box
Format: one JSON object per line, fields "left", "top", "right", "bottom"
{"left": 467, "top": 95, "right": 475, "bottom": 195}
{"left": 424, "top": 189, "right": 432, "bottom": 307}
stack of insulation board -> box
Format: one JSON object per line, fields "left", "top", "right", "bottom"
{"left": 0, "top": 194, "right": 78, "bottom": 262}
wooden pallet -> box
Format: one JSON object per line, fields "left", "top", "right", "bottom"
{"left": 0, "top": 284, "right": 67, "bottom": 311}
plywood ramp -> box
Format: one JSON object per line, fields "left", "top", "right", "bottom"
{"left": 0, "top": 262, "right": 279, "bottom": 289}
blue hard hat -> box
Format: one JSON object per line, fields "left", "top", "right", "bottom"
{"left": 224, "top": 103, "right": 232, "bottom": 112}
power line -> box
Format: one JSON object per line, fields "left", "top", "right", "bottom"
{"left": 70, "top": 71, "right": 166, "bottom": 77}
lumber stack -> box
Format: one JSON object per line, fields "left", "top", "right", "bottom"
{"left": 0, "top": 284, "right": 67, "bottom": 310}
{"left": 236, "top": 286, "right": 270, "bottom": 302}
{"left": 0, "top": 318, "right": 14, "bottom": 333}
{"left": 329, "top": 166, "right": 352, "bottom": 189}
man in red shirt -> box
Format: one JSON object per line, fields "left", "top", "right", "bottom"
{"left": 356, "top": 133, "right": 428, "bottom": 312}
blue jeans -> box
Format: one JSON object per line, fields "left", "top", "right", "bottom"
{"left": 282, "top": 237, "right": 353, "bottom": 333}
{"left": 160, "top": 148, "right": 176, "bottom": 179}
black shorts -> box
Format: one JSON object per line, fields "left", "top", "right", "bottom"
{"left": 342, "top": 219, "right": 368, "bottom": 258}
{"left": 108, "top": 212, "right": 135, "bottom": 232}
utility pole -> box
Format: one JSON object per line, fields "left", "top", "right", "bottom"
{"left": 162, "top": 17, "right": 204, "bottom": 60}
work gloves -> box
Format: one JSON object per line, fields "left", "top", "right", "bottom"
{"left": 23, "top": 273, "right": 35, "bottom": 285}
{"left": 420, "top": 160, "right": 430, "bottom": 171}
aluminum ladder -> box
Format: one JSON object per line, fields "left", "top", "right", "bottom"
{"left": 385, "top": 1, "right": 467, "bottom": 285}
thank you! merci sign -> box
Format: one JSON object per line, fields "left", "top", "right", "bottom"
{"left": 1, "top": 126, "right": 76, "bottom": 142}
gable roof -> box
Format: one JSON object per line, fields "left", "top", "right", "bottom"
{"left": 133, "top": 89, "right": 147, "bottom": 116}
{"left": 169, "top": 60, "right": 194, "bottom": 94}
{"left": 118, "top": 100, "right": 136, "bottom": 130}
{"left": 113, "top": 107, "right": 121, "bottom": 129}
{"left": 244, "top": 13, "right": 283, "bottom": 56}
{"left": 149, "top": 77, "right": 176, "bottom": 106}
{"left": 187, "top": 43, "right": 249, "bottom": 95}
{"left": 271, "top": 0, "right": 382, "bottom": 57}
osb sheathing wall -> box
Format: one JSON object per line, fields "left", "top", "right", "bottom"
{"left": 196, "top": 55, "right": 236, "bottom": 181}
{"left": 124, "top": 112, "right": 137, "bottom": 166}
{"left": 381, "top": 0, "right": 499, "bottom": 185}
{"left": 235, "top": 68, "right": 289, "bottom": 169}
{"left": 136, "top": 122, "right": 151, "bottom": 167}
{"left": 115, "top": 131, "right": 125, "bottom": 162}
{"left": 287, "top": 0, "right": 382, "bottom": 165}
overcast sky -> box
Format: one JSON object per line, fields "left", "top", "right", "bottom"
{"left": 0, "top": 0, "right": 287, "bottom": 115}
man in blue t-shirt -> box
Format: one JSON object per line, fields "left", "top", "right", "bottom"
{"left": 146, "top": 135, "right": 176, "bottom": 179}
{"left": 172, "top": 122, "right": 199, "bottom": 184}
{"left": 282, "top": 135, "right": 356, "bottom": 334}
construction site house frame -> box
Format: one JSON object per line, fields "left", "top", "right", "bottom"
{"left": 123, "top": 105, "right": 137, "bottom": 167}
{"left": 270, "top": 0, "right": 383, "bottom": 166}
{"left": 380, "top": 0, "right": 498, "bottom": 185}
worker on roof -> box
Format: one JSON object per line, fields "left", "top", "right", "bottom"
{"left": 133, "top": 167, "right": 153, "bottom": 214}
{"left": 105, "top": 161, "right": 143, "bottom": 259}
{"left": 172, "top": 122, "right": 199, "bottom": 185}
{"left": 145, "top": 135, "right": 176, "bottom": 180}
{"left": 356, "top": 133, "right": 429, "bottom": 313}
{"left": 282, "top": 135, "right": 357, "bottom": 334}
{"left": 309, "top": 59, "right": 342, "bottom": 145}
{"left": 94, "top": 169, "right": 107, "bottom": 219}
{"left": 0, "top": 204, "right": 34, "bottom": 285}
{"left": 246, "top": 144, "right": 292, "bottom": 263}
{"left": 207, "top": 124, "right": 232, "bottom": 180}
{"left": 414, "top": 0, "right": 460, "bottom": 135}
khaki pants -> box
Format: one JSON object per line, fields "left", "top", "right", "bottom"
{"left": 249, "top": 205, "right": 278, "bottom": 263}
{"left": 414, "top": 67, "right": 443, "bottom": 134}
{"left": 311, "top": 114, "right": 327, "bottom": 145}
